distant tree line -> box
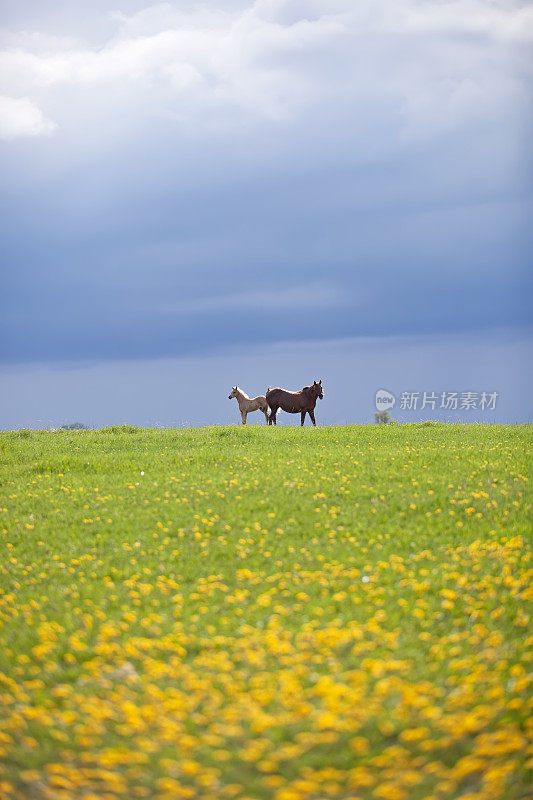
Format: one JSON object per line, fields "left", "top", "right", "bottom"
{"left": 374, "top": 410, "right": 396, "bottom": 424}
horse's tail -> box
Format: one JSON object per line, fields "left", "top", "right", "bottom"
{"left": 265, "top": 388, "right": 279, "bottom": 415}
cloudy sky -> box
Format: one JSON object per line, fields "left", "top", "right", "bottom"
{"left": 0, "top": 0, "right": 531, "bottom": 427}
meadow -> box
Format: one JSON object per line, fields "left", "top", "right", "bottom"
{"left": 0, "top": 423, "right": 531, "bottom": 800}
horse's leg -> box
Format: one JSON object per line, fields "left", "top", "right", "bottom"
{"left": 263, "top": 409, "right": 269, "bottom": 425}
{"left": 309, "top": 409, "right": 316, "bottom": 426}
{"left": 241, "top": 410, "right": 247, "bottom": 425}
{"left": 300, "top": 410, "right": 306, "bottom": 427}
{"left": 269, "top": 406, "right": 278, "bottom": 425}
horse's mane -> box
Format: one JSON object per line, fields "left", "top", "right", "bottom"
{"left": 236, "top": 387, "right": 249, "bottom": 399}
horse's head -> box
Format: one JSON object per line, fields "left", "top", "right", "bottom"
{"left": 312, "top": 379, "right": 323, "bottom": 399}
{"left": 228, "top": 386, "right": 238, "bottom": 399}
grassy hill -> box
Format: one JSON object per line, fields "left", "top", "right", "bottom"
{"left": 0, "top": 424, "right": 531, "bottom": 800}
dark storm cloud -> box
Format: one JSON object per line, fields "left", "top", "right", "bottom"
{"left": 0, "top": 0, "right": 531, "bottom": 365}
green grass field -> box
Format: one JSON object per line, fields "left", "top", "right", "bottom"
{"left": 0, "top": 424, "right": 531, "bottom": 800}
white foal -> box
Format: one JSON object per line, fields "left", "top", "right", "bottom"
{"left": 228, "top": 386, "right": 270, "bottom": 425}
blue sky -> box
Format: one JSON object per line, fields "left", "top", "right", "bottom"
{"left": 0, "top": 0, "right": 531, "bottom": 427}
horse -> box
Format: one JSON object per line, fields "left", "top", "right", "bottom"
{"left": 266, "top": 380, "right": 323, "bottom": 426}
{"left": 228, "top": 386, "right": 270, "bottom": 425}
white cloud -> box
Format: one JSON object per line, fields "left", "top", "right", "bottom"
{"left": 0, "top": 95, "right": 56, "bottom": 139}
{"left": 0, "top": 0, "right": 529, "bottom": 139}
{"left": 173, "top": 282, "right": 352, "bottom": 313}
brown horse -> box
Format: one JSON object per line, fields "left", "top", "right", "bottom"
{"left": 266, "top": 380, "right": 323, "bottom": 426}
